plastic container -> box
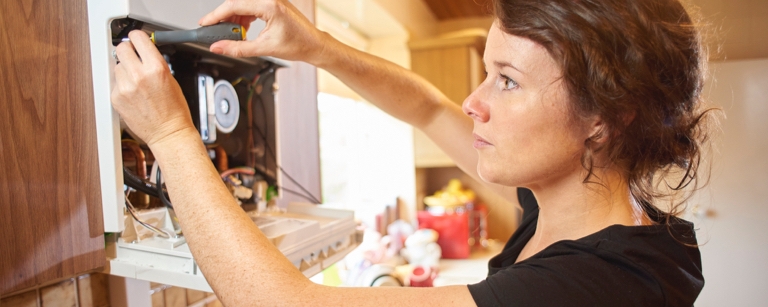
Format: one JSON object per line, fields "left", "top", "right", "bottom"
{"left": 417, "top": 211, "right": 470, "bottom": 259}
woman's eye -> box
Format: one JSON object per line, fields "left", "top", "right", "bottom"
{"left": 498, "top": 74, "right": 519, "bottom": 91}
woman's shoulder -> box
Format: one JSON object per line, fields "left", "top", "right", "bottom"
{"left": 550, "top": 220, "right": 703, "bottom": 305}
{"left": 475, "top": 209, "right": 703, "bottom": 307}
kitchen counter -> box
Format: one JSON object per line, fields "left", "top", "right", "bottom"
{"left": 433, "top": 240, "right": 504, "bottom": 286}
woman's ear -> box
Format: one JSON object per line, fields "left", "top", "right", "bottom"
{"left": 621, "top": 110, "right": 637, "bottom": 127}
{"left": 586, "top": 115, "right": 608, "bottom": 145}
{"left": 587, "top": 110, "right": 636, "bottom": 144}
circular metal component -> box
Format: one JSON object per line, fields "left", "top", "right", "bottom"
{"left": 220, "top": 98, "right": 230, "bottom": 114}
{"left": 213, "top": 80, "right": 240, "bottom": 133}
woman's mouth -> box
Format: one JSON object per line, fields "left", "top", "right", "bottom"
{"left": 473, "top": 133, "right": 492, "bottom": 149}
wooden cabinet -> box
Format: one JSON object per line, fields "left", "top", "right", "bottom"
{"left": 409, "top": 33, "right": 485, "bottom": 167}
{"left": 0, "top": 0, "right": 106, "bottom": 296}
{"left": 1, "top": 0, "right": 320, "bottom": 297}
{"left": 409, "top": 33, "right": 520, "bottom": 240}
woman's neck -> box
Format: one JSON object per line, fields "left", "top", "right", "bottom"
{"left": 519, "top": 168, "right": 650, "bottom": 261}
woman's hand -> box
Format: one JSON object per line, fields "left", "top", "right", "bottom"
{"left": 110, "top": 30, "right": 196, "bottom": 148}
{"left": 199, "top": 0, "right": 331, "bottom": 65}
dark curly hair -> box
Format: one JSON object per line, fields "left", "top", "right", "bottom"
{"left": 491, "top": 0, "right": 716, "bottom": 222}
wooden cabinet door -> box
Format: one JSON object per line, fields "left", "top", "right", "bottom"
{"left": 409, "top": 35, "right": 485, "bottom": 167}
{"left": 0, "top": 0, "right": 106, "bottom": 295}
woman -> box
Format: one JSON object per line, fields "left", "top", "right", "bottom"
{"left": 110, "top": 0, "right": 711, "bottom": 305}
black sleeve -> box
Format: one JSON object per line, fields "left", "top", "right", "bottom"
{"left": 467, "top": 244, "right": 664, "bottom": 307}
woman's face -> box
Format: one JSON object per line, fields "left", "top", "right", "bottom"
{"left": 463, "top": 22, "right": 597, "bottom": 189}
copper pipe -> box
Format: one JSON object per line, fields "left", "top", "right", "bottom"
{"left": 214, "top": 145, "right": 229, "bottom": 172}
{"left": 220, "top": 168, "right": 254, "bottom": 179}
{"left": 121, "top": 140, "right": 147, "bottom": 178}
{"left": 122, "top": 139, "right": 150, "bottom": 208}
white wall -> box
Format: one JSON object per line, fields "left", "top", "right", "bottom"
{"left": 314, "top": 1, "right": 417, "bottom": 225}
{"left": 692, "top": 58, "right": 768, "bottom": 306}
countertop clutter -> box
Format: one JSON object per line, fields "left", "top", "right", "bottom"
{"left": 319, "top": 179, "right": 501, "bottom": 288}
{"left": 324, "top": 228, "right": 502, "bottom": 288}
{"left": 434, "top": 240, "right": 503, "bottom": 286}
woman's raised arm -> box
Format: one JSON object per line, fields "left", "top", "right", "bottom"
{"left": 199, "top": 0, "right": 517, "bottom": 201}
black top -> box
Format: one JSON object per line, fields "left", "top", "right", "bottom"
{"left": 467, "top": 188, "right": 704, "bottom": 306}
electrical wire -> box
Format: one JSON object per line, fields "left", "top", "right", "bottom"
{"left": 246, "top": 76, "right": 321, "bottom": 203}
{"left": 230, "top": 77, "right": 244, "bottom": 87}
{"left": 222, "top": 166, "right": 320, "bottom": 204}
{"left": 124, "top": 166, "right": 169, "bottom": 199}
{"left": 156, "top": 167, "right": 174, "bottom": 209}
{"left": 278, "top": 166, "right": 321, "bottom": 203}
{"left": 253, "top": 94, "right": 269, "bottom": 170}
{"left": 125, "top": 190, "right": 173, "bottom": 238}
{"left": 245, "top": 74, "right": 261, "bottom": 168}
{"left": 280, "top": 187, "right": 322, "bottom": 203}
{"left": 250, "top": 107, "right": 322, "bottom": 204}
{"left": 243, "top": 65, "right": 274, "bottom": 168}
{"left": 240, "top": 67, "right": 322, "bottom": 204}
{"left": 117, "top": 66, "right": 320, "bottom": 239}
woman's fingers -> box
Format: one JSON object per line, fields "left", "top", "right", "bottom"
{"left": 127, "top": 31, "right": 165, "bottom": 67}
{"left": 115, "top": 41, "right": 141, "bottom": 68}
{"left": 234, "top": 15, "right": 258, "bottom": 31}
{"left": 210, "top": 39, "right": 264, "bottom": 57}
{"left": 199, "top": 0, "right": 325, "bottom": 62}
{"left": 199, "top": 0, "right": 264, "bottom": 26}
{"left": 115, "top": 31, "right": 165, "bottom": 74}
{"left": 111, "top": 64, "right": 129, "bottom": 103}
{"left": 225, "top": 15, "right": 258, "bottom": 29}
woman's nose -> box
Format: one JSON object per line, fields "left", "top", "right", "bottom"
{"left": 462, "top": 88, "right": 490, "bottom": 123}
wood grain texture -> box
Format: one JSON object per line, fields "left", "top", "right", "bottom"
{"left": 410, "top": 36, "right": 483, "bottom": 168}
{"left": 411, "top": 47, "right": 471, "bottom": 104}
{"left": 409, "top": 33, "right": 519, "bottom": 239}
{"left": 423, "top": 0, "right": 491, "bottom": 20}
{"left": 77, "top": 273, "right": 109, "bottom": 307}
{"left": 409, "top": 35, "right": 485, "bottom": 105}
{"left": 0, "top": 289, "right": 38, "bottom": 307}
{"left": 276, "top": 0, "right": 322, "bottom": 206}
{"left": 40, "top": 278, "right": 77, "bottom": 307}
{"left": 0, "top": 0, "right": 105, "bottom": 296}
